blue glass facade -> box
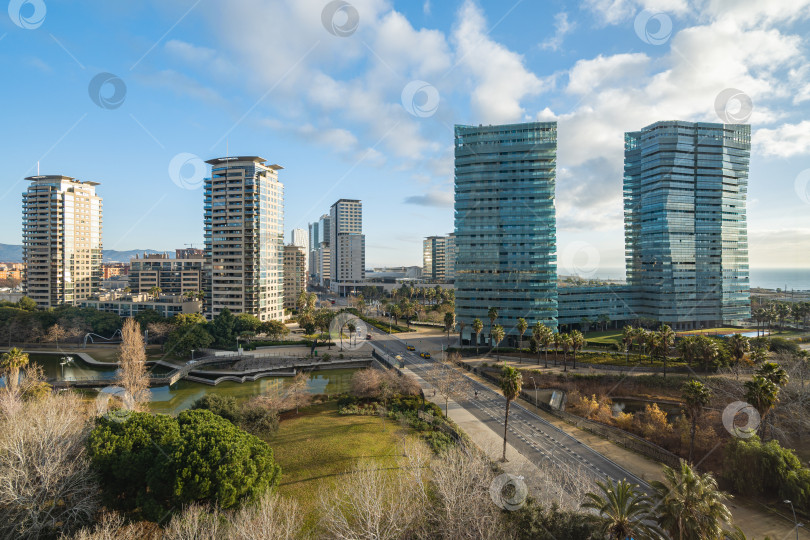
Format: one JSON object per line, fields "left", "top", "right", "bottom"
{"left": 454, "top": 122, "right": 558, "bottom": 345}
{"left": 623, "top": 121, "right": 751, "bottom": 329}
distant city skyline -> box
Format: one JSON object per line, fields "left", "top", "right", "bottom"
{"left": 1, "top": 1, "right": 809, "bottom": 270}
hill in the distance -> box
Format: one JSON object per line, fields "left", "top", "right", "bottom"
{"left": 0, "top": 243, "right": 165, "bottom": 263}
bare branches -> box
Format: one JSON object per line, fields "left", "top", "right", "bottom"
{"left": 116, "top": 318, "right": 150, "bottom": 409}
{"left": 426, "top": 362, "right": 471, "bottom": 417}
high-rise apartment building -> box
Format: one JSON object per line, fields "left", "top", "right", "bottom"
{"left": 204, "top": 156, "right": 284, "bottom": 321}
{"left": 22, "top": 175, "right": 102, "bottom": 307}
{"left": 329, "top": 199, "right": 365, "bottom": 294}
{"left": 129, "top": 253, "right": 204, "bottom": 296}
{"left": 307, "top": 221, "right": 319, "bottom": 279}
{"left": 290, "top": 228, "right": 308, "bottom": 280}
{"left": 283, "top": 244, "right": 307, "bottom": 309}
{"left": 423, "top": 236, "right": 447, "bottom": 280}
{"left": 454, "top": 123, "right": 558, "bottom": 345}
{"left": 624, "top": 121, "right": 751, "bottom": 328}
{"left": 444, "top": 233, "right": 456, "bottom": 281}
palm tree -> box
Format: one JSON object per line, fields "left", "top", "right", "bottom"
{"left": 681, "top": 380, "right": 712, "bottom": 463}
{"left": 697, "top": 336, "right": 719, "bottom": 372}
{"left": 744, "top": 375, "right": 779, "bottom": 439}
{"left": 651, "top": 460, "right": 733, "bottom": 540}
{"left": 728, "top": 334, "right": 750, "bottom": 380}
{"left": 659, "top": 325, "right": 675, "bottom": 377}
{"left": 622, "top": 325, "right": 634, "bottom": 364}
{"left": 582, "top": 478, "right": 661, "bottom": 540}
{"left": 532, "top": 322, "right": 550, "bottom": 368}
{"left": 560, "top": 333, "right": 573, "bottom": 373}
{"left": 539, "top": 324, "right": 553, "bottom": 369}
{"left": 147, "top": 286, "right": 162, "bottom": 300}
{"left": 776, "top": 303, "right": 791, "bottom": 331}
{"left": 487, "top": 307, "right": 498, "bottom": 346}
{"left": 472, "top": 318, "right": 483, "bottom": 355}
{"left": 756, "top": 361, "right": 788, "bottom": 387}
{"left": 553, "top": 332, "right": 561, "bottom": 367}
{"left": 444, "top": 312, "right": 455, "bottom": 347}
{"left": 457, "top": 320, "right": 466, "bottom": 349}
{"left": 491, "top": 324, "right": 505, "bottom": 363}
{"left": 499, "top": 365, "right": 522, "bottom": 462}
{"left": 1, "top": 347, "right": 29, "bottom": 393}
{"left": 646, "top": 331, "right": 661, "bottom": 366}
{"left": 570, "top": 329, "right": 585, "bottom": 370}
{"left": 516, "top": 318, "right": 528, "bottom": 362}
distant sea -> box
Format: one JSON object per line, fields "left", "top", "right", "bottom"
{"left": 565, "top": 267, "right": 810, "bottom": 291}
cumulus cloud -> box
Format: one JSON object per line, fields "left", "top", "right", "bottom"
{"left": 541, "top": 12, "right": 575, "bottom": 51}
{"left": 754, "top": 121, "right": 810, "bottom": 157}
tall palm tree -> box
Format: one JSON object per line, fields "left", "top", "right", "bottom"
{"left": 444, "top": 312, "right": 455, "bottom": 347}
{"left": 487, "top": 307, "right": 498, "bottom": 346}
{"left": 1, "top": 347, "right": 29, "bottom": 393}
{"left": 622, "top": 325, "right": 635, "bottom": 364}
{"left": 570, "top": 329, "right": 585, "bottom": 370}
{"left": 744, "top": 375, "right": 779, "bottom": 439}
{"left": 756, "top": 361, "right": 788, "bottom": 387}
{"left": 560, "top": 333, "right": 573, "bottom": 373}
{"left": 582, "top": 478, "right": 661, "bottom": 540}
{"left": 472, "top": 318, "right": 483, "bottom": 355}
{"left": 457, "top": 320, "right": 466, "bottom": 349}
{"left": 651, "top": 460, "right": 733, "bottom": 540}
{"left": 539, "top": 324, "right": 553, "bottom": 369}
{"left": 697, "top": 336, "right": 719, "bottom": 372}
{"left": 728, "top": 334, "right": 750, "bottom": 380}
{"left": 553, "top": 332, "right": 561, "bottom": 367}
{"left": 499, "top": 365, "right": 522, "bottom": 462}
{"left": 677, "top": 336, "right": 698, "bottom": 368}
{"left": 658, "top": 325, "right": 675, "bottom": 377}
{"left": 491, "top": 324, "right": 505, "bottom": 363}
{"left": 646, "top": 331, "right": 661, "bottom": 366}
{"left": 681, "top": 380, "right": 712, "bottom": 463}
{"left": 516, "top": 318, "right": 528, "bottom": 362}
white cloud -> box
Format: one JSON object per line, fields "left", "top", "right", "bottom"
{"left": 403, "top": 191, "right": 454, "bottom": 207}
{"left": 754, "top": 121, "right": 810, "bottom": 157}
{"left": 566, "top": 53, "right": 650, "bottom": 95}
{"left": 584, "top": 0, "right": 691, "bottom": 25}
{"left": 541, "top": 12, "right": 575, "bottom": 51}
{"left": 452, "top": 0, "right": 546, "bottom": 123}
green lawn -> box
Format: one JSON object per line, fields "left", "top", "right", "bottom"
{"left": 584, "top": 330, "right": 623, "bottom": 345}
{"left": 263, "top": 401, "right": 424, "bottom": 533}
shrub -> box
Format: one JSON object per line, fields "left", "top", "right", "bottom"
{"left": 191, "top": 395, "right": 280, "bottom": 436}
{"left": 191, "top": 394, "right": 241, "bottom": 423}
{"left": 87, "top": 410, "right": 281, "bottom": 519}
{"left": 509, "top": 501, "right": 599, "bottom": 540}
{"left": 768, "top": 337, "right": 800, "bottom": 355}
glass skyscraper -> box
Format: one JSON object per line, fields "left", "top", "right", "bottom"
{"left": 624, "top": 121, "right": 751, "bottom": 329}
{"left": 454, "top": 122, "right": 558, "bottom": 346}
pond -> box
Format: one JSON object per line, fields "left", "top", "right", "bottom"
{"left": 2, "top": 353, "right": 357, "bottom": 416}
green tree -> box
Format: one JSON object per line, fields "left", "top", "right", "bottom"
{"left": 260, "top": 320, "right": 289, "bottom": 341}
{"left": 17, "top": 296, "right": 38, "bottom": 311}
{"left": 0, "top": 347, "right": 29, "bottom": 393}
{"left": 491, "top": 324, "right": 505, "bottom": 363}
{"left": 682, "top": 380, "right": 712, "bottom": 463}
{"left": 134, "top": 308, "right": 166, "bottom": 327}
{"left": 744, "top": 376, "right": 780, "bottom": 440}
{"left": 487, "top": 307, "right": 498, "bottom": 345}
{"left": 166, "top": 323, "right": 214, "bottom": 358}
{"left": 147, "top": 286, "right": 162, "bottom": 300}
{"left": 534, "top": 323, "right": 553, "bottom": 369}
{"left": 659, "top": 324, "right": 675, "bottom": 377}
{"left": 622, "top": 325, "right": 635, "bottom": 364}
{"left": 560, "top": 333, "right": 573, "bottom": 372}
{"left": 651, "top": 460, "right": 733, "bottom": 540}
{"left": 235, "top": 313, "right": 261, "bottom": 334}
{"left": 472, "top": 318, "right": 484, "bottom": 355}
{"left": 570, "top": 329, "right": 585, "bottom": 370}
{"left": 444, "top": 312, "right": 456, "bottom": 347}
{"left": 87, "top": 410, "right": 281, "bottom": 519}
{"left": 457, "top": 319, "right": 466, "bottom": 349}
{"left": 729, "top": 333, "right": 750, "bottom": 367}
{"left": 210, "top": 308, "right": 236, "bottom": 348}
{"left": 756, "top": 361, "right": 788, "bottom": 387}
{"left": 582, "top": 478, "right": 660, "bottom": 540}
{"left": 516, "top": 318, "right": 528, "bottom": 362}
{"left": 499, "top": 366, "right": 522, "bottom": 462}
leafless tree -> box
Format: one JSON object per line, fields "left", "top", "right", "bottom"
{"left": 228, "top": 491, "right": 302, "bottom": 540}
{"left": 65, "top": 512, "right": 159, "bottom": 540}
{"left": 116, "top": 318, "right": 150, "bottom": 409}
{"left": 427, "top": 362, "right": 472, "bottom": 417}
{"left": 146, "top": 321, "right": 174, "bottom": 345}
{"left": 287, "top": 370, "right": 312, "bottom": 414}
{"left": 162, "top": 504, "right": 222, "bottom": 540}
{"left": 0, "top": 392, "right": 98, "bottom": 539}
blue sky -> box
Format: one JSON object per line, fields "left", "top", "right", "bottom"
{"left": 1, "top": 0, "right": 809, "bottom": 273}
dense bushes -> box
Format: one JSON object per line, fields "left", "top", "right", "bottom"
{"left": 87, "top": 409, "right": 281, "bottom": 519}
{"left": 509, "top": 501, "right": 600, "bottom": 539}
{"left": 190, "top": 394, "right": 279, "bottom": 435}
{"left": 723, "top": 436, "right": 810, "bottom": 511}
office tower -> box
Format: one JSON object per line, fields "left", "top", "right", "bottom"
{"left": 329, "top": 199, "right": 365, "bottom": 295}
{"left": 624, "top": 121, "right": 751, "bottom": 328}
{"left": 204, "top": 156, "right": 284, "bottom": 321}
{"left": 308, "top": 221, "right": 320, "bottom": 279}
{"left": 454, "top": 122, "right": 558, "bottom": 346}
{"left": 422, "top": 236, "right": 447, "bottom": 280}
{"left": 444, "top": 233, "right": 456, "bottom": 281}
{"left": 22, "top": 175, "right": 102, "bottom": 307}
{"left": 129, "top": 253, "right": 204, "bottom": 296}
{"left": 283, "top": 244, "right": 307, "bottom": 309}
{"left": 290, "top": 228, "right": 308, "bottom": 280}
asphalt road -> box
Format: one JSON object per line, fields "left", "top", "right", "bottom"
{"left": 367, "top": 325, "right": 652, "bottom": 493}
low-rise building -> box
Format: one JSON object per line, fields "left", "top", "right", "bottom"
{"left": 80, "top": 292, "right": 202, "bottom": 318}
{"left": 283, "top": 244, "right": 307, "bottom": 309}
{"left": 0, "top": 262, "right": 24, "bottom": 281}
{"left": 102, "top": 262, "right": 129, "bottom": 279}
{"left": 129, "top": 253, "right": 204, "bottom": 296}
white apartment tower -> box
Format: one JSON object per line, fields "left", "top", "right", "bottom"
{"left": 329, "top": 199, "right": 365, "bottom": 295}
{"left": 22, "top": 175, "right": 103, "bottom": 308}
{"left": 290, "top": 227, "right": 308, "bottom": 278}
{"left": 204, "top": 156, "right": 284, "bottom": 321}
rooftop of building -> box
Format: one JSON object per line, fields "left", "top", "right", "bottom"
{"left": 25, "top": 175, "right": 100, "bottom": 186}
{"left": 205, "top": 156, "right": 283, "bottom": 170}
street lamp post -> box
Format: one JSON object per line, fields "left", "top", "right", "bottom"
{"left": 529, "top": 376, "right": 538, "bottom": 407}
{"left": 190, "top": 349, "right": 195, "bottom": 361}
{"left": 785, "top": 500, "right": 804, "bottom": 540}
